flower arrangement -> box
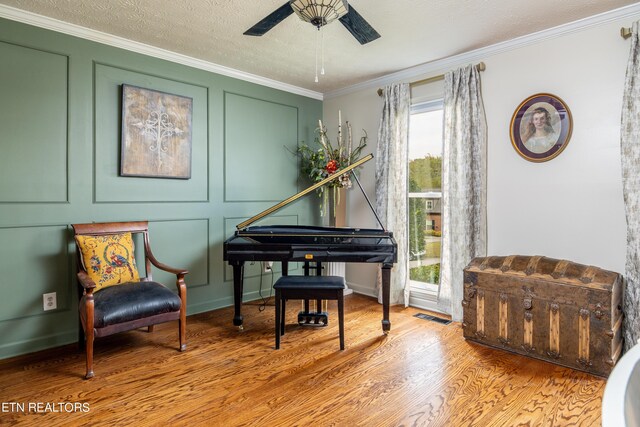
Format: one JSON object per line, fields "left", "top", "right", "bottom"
{"left": 294, "top": 111, "right": 368, "bottom": 216}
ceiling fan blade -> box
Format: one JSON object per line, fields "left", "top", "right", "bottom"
{"left": 244, "top": 2, "right": 294, "bottom": 36}
{"left": 338, "top": 5, "right": 381, "bottom": 45}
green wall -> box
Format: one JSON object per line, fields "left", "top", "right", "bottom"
{"left": 0, "top": 18, "right": 322, "bottom": 359}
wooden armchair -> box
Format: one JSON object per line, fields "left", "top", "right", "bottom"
{"left": 71, "top": 221, "right": 188, "bottom": 379}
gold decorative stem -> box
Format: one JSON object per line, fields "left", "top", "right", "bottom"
{"left": 236, "top": 154, "right": 373, "bottom": 230}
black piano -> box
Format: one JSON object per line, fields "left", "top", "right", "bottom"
{"left": 223, "top": 154, "right": 398, "bottom": 333}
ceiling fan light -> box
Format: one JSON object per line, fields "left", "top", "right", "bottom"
{"left": 290, "top": 0, "right": 348, "bottom": 28}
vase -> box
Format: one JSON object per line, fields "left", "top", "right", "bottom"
{"left": 328, "top": 186, "right": 346, "bottom": 227}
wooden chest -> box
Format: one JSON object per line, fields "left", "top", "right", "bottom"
{"left": 462, "top": 255, "right": 624, "bottom": 377}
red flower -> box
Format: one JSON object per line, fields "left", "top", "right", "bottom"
{"left": 325, "top": 159, "right": 339, "bottom": 174}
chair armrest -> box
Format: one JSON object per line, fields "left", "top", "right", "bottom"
{"left": 147, "top": 252, "right": 189, "bottom": 276}
{"left": 77, "top": 271, "right": 97, "bottom": 291}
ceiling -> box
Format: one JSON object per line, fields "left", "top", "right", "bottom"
{"left": 0, "top": 0, "right": 637, "bottom": 95}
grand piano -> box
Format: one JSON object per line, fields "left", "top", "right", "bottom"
{"left": 223, "top": 154, "right": 398, "bottom": 333}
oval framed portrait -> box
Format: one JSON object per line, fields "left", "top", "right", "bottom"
{"left": 509, "top": 93, "right": 572, "bottom": 162}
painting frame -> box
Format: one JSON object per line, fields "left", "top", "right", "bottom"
{"left": 509, "top": 93, "right": 572, "bottom": 163}
{"left": 120, "top": 84, "right": 193, "bottom": 179}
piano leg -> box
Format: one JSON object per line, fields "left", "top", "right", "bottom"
{"left": 381, "top": 264, "right": 392, "bottom": 334}
{"left": 232, "top": 261, "right": 244, "bottom": 330}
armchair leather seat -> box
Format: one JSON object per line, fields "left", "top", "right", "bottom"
{"left": 85, "top": 282, "right": 181, "bottom": 329}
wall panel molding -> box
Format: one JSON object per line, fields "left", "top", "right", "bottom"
{"left": 223, "top": 92, "right": 299, "bottom": 203}
{"left": 147, "top": 218, "right": 210, "bottom": 289}
{"left": 0, "top": 224, "right": 71, "bottom": 322}
{"left": 93, "top": 62, "right": 209, "bottom": 203}
{"left": 0, "top": 40, "right": 69, "bottom": 203}
{"left": 0, "top": 15, "right": 321, "bottom": 360}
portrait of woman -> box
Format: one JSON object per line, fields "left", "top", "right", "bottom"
{"left": 510, "top": 93, "right": 572, "bottom": 162}
{"left": 520, "top": 105, "right": 560, "bottom": 153}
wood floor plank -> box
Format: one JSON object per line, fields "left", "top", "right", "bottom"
{"left": 0, "top": 294, "right": 605, "bottom": 426}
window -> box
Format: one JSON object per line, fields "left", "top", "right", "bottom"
{"left": 408, "top": 100, "right": 443, "bottom": 311}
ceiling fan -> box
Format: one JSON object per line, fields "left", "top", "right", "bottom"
{"left": 244, "top": 0, "right": 381, "bottom": 45}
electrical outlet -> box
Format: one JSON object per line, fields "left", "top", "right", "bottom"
{"left": 43, "top": 292, "right": 57, "bottom": 311}
{"left": 262, "top": 261, "right": 273, "bottom": 273}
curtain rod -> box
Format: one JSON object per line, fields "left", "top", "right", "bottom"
{"left": 621, "top": 27, "right": 632, "bottom": 39}
{"left": 376, "top": 62, "right": 486, "bottom": 97}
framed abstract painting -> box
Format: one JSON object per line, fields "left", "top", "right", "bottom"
{"left": 120, "top": 84, "right": 193, "bottom": 179}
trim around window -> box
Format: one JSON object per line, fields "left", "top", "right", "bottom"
{"left": 410, "top": 280, "right": 438, "bottom": 292}
{"left": 408, "top": 280, "right": 444, "bottom": 313}
{"left": 411, "top": 99, "right": 444, "bottom": 114}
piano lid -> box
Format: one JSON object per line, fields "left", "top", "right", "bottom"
{"left": 236, "top": 153, "right": 376, "bottom": 230}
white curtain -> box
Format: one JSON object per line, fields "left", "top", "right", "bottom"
{"left": 621, "top": 21, "right": 640, "bottom": 352}
{"left": 376, "top": 83, "right": 410, "bottom": 306}
{"left": 437, "top": 64, "right": 487, "bottom": 321}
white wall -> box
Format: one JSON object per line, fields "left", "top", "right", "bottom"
{"left": 325, "top": 12, "right": 635, "bottom": 296}
{"left": 323, "top": 91, "right": 382, "bottom": 295}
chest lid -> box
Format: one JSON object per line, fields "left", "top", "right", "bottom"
{"left": 465, "top": 255, "right": 621, "bottom": 291}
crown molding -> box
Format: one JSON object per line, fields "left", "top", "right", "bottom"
{"left": 324, "top": 2, "right": 640, "bottom": 99}
{"left": 3, "top": 2, "right": 640, "bottom": 102}
{"left": 0, "top": 4, "right": 324, "bottom": 101}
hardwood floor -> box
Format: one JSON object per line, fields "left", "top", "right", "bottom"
{"left": 0, "top": 294, "right": 605, "bottom": 426}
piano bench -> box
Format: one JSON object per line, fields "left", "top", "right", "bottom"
{"left": 273, "top": 275, "right": 346, "bottom": 350}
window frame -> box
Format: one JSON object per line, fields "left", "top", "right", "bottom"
{"left": 407, "top": 98, "right": 444, "bottom": 312}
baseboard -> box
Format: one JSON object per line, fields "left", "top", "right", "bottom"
{"left": 0, "top": 287, "right": 372, "bottom": 360}
{"left": 0, "top": 330, "right": 77, "bottom": 360}
{"left": 348, "top": 281, "right": 377, "bottom": 298}
{"left": 0, "top": 291, "right": 270, "bottom": 361}
{"left": 347, "top": 283, "right": 446, "bottom": 314}
{"left": 187, "top": 290, "right": 276, "bottom": 316}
